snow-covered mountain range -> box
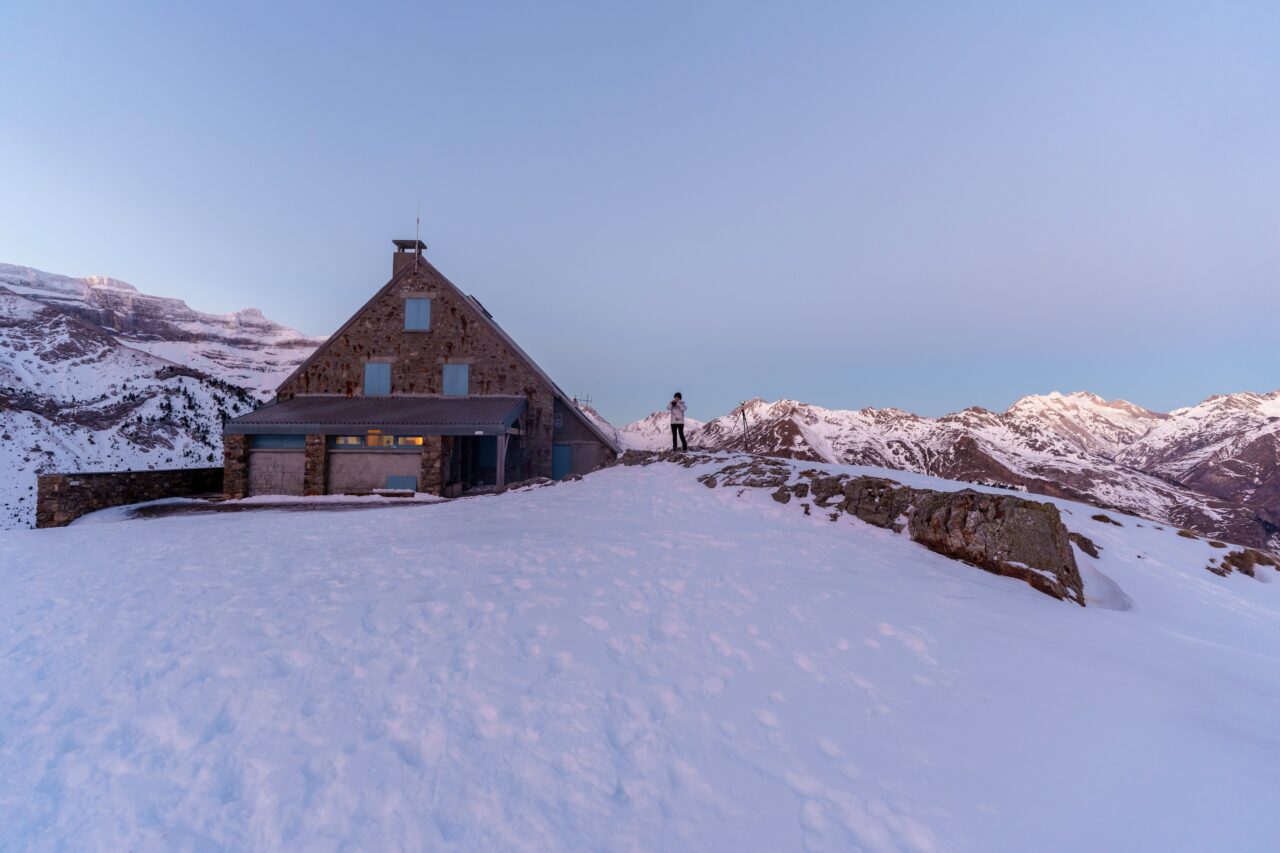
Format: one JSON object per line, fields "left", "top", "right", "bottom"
{"left": 619, "top": 391, "right": 1280, "bottom": 550}
{"left": 3, "top": 259, "right": 1277, "bottom": 549}
{"left": 0, "top": 263, "right": 321, "bottom": 529}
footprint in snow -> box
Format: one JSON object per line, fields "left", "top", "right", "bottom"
{"left": 754, "top": 709, "right": 779, "bottom": 728}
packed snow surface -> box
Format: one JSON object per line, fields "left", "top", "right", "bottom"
{"left": 2, "top": 458, "right": 1278, "bottom": 850}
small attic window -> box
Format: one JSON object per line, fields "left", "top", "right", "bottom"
{"left": 405, "top": 298, "right": 431, "bottom": 331}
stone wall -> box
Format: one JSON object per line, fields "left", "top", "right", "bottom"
{"left": 223, "top": 434, "right": 249, "bottom": 499}
{"left": 303, "top": 434, "right": 327, "bottom": 496}
{"left": 420, "top": 436, "right": 446, "bottom": 494}
{"left": 275, "top": 258, "right": 560, "bottom": 480}
{"left": 36, "top": 467, "right": 224, "bottom": 529}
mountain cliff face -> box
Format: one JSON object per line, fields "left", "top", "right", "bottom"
{"left": 1119, "top": 392, "right": 1280, "bottom": 523}
{"left": 620, "top": 391, "right": 1280, "bottom": 550}
{"left": 1, "top": 264, "right": 321, "bottom": 398}
{"left": 0, "top": 264, "right": 322, "bottom": 529}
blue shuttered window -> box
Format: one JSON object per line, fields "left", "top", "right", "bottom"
{"left": 442, "top": 363, "right": 469, "bottom": 396}
{"left": 364, "top": 362, "right": 391, "bottom": 395}
{"left": 404, "top": 298, "right": 431, "bottom": 331}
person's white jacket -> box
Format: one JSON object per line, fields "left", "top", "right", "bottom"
{"left": 668, "top": 399, "right": 687, "bottom": 424}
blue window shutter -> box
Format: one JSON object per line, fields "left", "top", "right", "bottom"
{"left": 364, "top": 362, "right": 391, "bottom": 395}
{"left": 405, "top": 298, "right": 431, "bottom": 330}
{"left": 443, "top": 363, "right": 469, "bottom": 396}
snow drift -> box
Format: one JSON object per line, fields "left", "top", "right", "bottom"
{"left": 2, "top": 456, "right": 1277, "bottom": 850}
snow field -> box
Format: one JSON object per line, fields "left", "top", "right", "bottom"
{"left": 1, "top": 458, "right": 1278, "bottom": 851}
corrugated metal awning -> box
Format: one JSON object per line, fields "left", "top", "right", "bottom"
{"left": 223, "top": 395, "right": 527, "bottom": 436}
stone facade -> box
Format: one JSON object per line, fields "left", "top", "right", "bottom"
{"left": 223, "top": 434, "right": 250, "bottom": 499}
{"left": 303, "top": 434, "right": 327, "bottom": 496}
{"left": 275, "top": 258, "right": 565, "bottom": 481}
{"left": 420, "top": 436, "right": 446, "bottom": 494}
{"left": 37, "top": 468, "right": 224, "bottom": 528}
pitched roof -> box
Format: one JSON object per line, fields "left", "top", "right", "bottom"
{"left": 223, "top": 395, "right": 527, "bottom": 436}
{"left": 275, "top": 255, "right": 620, "bottom": 453}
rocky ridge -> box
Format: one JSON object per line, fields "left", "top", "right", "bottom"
{"left": 623, "top": 392, "right": 1280, "bottom": 550}
{"left": 619, "top": 450, "right": 1084, "bottom": 604}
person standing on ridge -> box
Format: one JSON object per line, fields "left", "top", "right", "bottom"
{"left": 668, "top": 392, "right": 689, "bottom": 452}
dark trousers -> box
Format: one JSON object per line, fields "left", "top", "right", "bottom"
{"left": 671, "top": 423, "right": 687, "bottom": 451}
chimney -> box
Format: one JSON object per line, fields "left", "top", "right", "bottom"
{"left": 392, "top": 239, "right": 426, "bottom": 275}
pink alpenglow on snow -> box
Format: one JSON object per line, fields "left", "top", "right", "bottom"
{"left": 1, "top": 456, "right": 1278, "bottom": 850}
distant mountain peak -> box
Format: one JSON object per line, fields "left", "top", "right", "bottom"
{"left": 0, "top": 260, "right": 322, "bottom": 530}
{"left": 84, "top": 275, "right": 139, "bottom": 293}
{"left": 610, "top": 389, "right": 1280, "bottom": 550}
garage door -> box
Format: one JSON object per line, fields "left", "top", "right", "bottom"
{"left": 248, "top": 450, "right": 305, "bottom": 496}
{"left": 327, "top": 451, "right": 421, "bottom": 494}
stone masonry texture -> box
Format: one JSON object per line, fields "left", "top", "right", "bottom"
{"left": 303, "top": 434, "right": 327, "bottom": 496}
{"left": 275, "top": 257, "right": 574, "bottom": 481}
{"left": 222, "top": 434, "right": 250, "bottom": 500}
{"left": 37, "top": 468, "right": 224, "bottom": 528}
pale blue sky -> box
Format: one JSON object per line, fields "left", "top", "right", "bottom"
{"left": 2, "top": 1, "right": 1277, "bottom": 424}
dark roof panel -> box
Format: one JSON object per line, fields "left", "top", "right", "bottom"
{"left": 224, "top": 395, "right": 527, "bottom": 436}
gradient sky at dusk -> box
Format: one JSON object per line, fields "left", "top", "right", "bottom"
{"left": 2, "top": 1, "right": 1277, "bottom": 424}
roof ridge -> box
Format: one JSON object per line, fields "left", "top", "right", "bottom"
{"left": 275, "top": 254, "right": 620, "bottom": 454}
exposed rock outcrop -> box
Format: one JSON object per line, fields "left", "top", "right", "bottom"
{"left": 658, "top": 392, "right": 1280, "bottom": 551}
{"left": 907, "top": 489, "right": 1082, "bottom": 603}
{"left": 678, "top": 454, "right": 1087, "bottom": 606}
{"left": 1068, "top": 531, "right": 1101, "bottom": 559}
{"left": 1207, "top": 547, "right": 1280, "bottom": 578}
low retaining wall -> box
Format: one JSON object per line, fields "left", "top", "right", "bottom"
{"left": 36, "top": 467, "right": 224, "bottom": 529}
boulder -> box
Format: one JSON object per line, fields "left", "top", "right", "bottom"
{"left": 809, "top": 475, "right": 848, "bottom": 506}
{"left": 839, "top": 476, "right": 913, "bottom": 532}
{"left": 908, "top": 490, "right": 1084, "bottom": 604}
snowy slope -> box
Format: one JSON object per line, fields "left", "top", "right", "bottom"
{"left": 577, "top": 403, "right": 624, "bottom": 447}
{"left": 672, "top": 394, "right": 1280, "bottom": 550}
{"left": 1, "top": 458, "right": 1277, "bottom": 850}
{"left": 0, "top": 289, "right": 259, "bottom": 527}
{"left": 0, "top": 263, "right": 320, "bottom": 529}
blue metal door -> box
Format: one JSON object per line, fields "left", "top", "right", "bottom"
{"left": 552, "top": 444, "right": 572, "bottom": 480}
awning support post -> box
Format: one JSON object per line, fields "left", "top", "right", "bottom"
{"left": 495, "top": 434, "right": 508, "bottom": 490}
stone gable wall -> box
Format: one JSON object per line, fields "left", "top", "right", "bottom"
{"left": 276, "top": 261, "right": 560, "bottom": 479}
